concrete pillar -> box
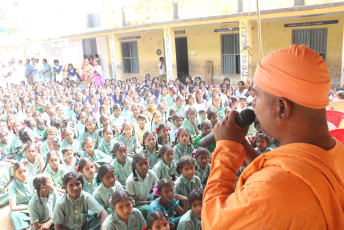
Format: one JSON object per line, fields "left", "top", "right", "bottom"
{"left": 239, "top": 19, "right": 252, "bottom": 82}
{"left": 163, "top": 27, "right": 177, "bottom": 81}
{"left": 109, "top": 34, "right": 117, "bottom": 79}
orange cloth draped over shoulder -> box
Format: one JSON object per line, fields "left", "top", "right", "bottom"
{"left": 202, "top": 45, "right": 344, "bottom": 229}
{"left": 202, "top": 140, "right": 344, "bottom": 229}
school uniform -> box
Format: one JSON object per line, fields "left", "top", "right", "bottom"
{"left": 79, "top": 149, "right": 112, "bottom": 166}
{"left": 173, "top": 143, "right": 194, "bottom": 162}
{"left": 111, "top": 116, "right": 124, "bottom": 131}
{"left": 28, "top": 189, "right": 63, "bottom": 228}
{"left": 39, "top": 140, "right": 49, "bottom": 160}
{"left": 117, "top": 134, "right": 140, "bottom": 156}
{"left": 151, "top": 121, "right": 160, "bottom": 133}
{"left": 34, "top": 127, "right": 46, "bottom": 139}
{"left": 78, "top": 130, "right": 102, "bottom": 147}
{"left": 148, "top": 198, "right": 181, "bottom": 224}
{"left": 8, "top": 178, "right": 35, "bottom": 230}
{"left": 11, "top": 134, "right": 22, "bottom": 149}
{"left": 97, "top": 138, "right": 118, "bottom": 156}
{"left": 0, "top": 161, "right": 13, "bottom": 207}
{"left": 126, "top": 169, "right": 158, "bottom": 218}
{"left": 60, "top": 139, "right": 81, "bottom": 156}
{"left": 66, "top": 108, "right": 77, "bottom": 121}
{"left": 82, "top": 174, "right": 99, "bottom": 195}
{"left": 166, "top": 94, "right": 175, "bottom": 107}
{"left": 152, "top": 160, "right": 177, "bottom": 180}
{"left": 92, "top": 182, "right": 123, "bottom": 213}
{"left": 195, "top": 163, "right": 211, "bottom": 188}
{"left": 20, "top": 157, "right": 41, "bottom": 178}
{"left": 174, "top": 175, "right": 202, "bottom": 197}
{"left": 52, "top": 191, "right": 104, "bottom": 230}
{"left": 138, "top": 145, "right": 161, "bottom": 169}
{"left": 121, "top": 108, "right": 132, "bottom": 119}
{"left": 168, "top": 104, "right": 186, "bottom": 118}
{"left": 44, "top": 164, "right": 68, "bottom": 188}
{"left": 182, "top": 119, "right": 197, "bottom": 136}
{"left": 128, "top": 114, "right": 139, "bottom": 127}
{"left": 110, "top": 157, "right": 133, "bottom": 185}
{"left": 216, "top": 106, "right": 225, "bottom": 121}
{"left": 177, "top": 209, "right": 202, "bottom": 230}
{"left": 63, "top": 157, "right": 79, "bottom": 171}
{"left": 76, "top": 122, "right": 85, "bottom": 138}
{"left": 101, "top": 208, "right": 146, "bottom": 230}
{"left": 158, "top": 94, "right": 167, "bottom": 104}
{"left": 0, "top": 141, "right": 17, "bottom": 157}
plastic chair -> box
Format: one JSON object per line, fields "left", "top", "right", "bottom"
{"left": 329, "top": 129, "right": 344, "bottom": 144}
{"left": 327, "top": 100, "right": 344, "bottom": 112}
{"left": 326, "top": 110, "right": 344, "bottom": 128}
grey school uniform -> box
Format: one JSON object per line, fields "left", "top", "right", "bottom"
{"left": 195, "top": 163, "right": 211, "bottom": 188}
{"left": 117, "top": 134, "right": 141, "bottom": 156}
{"left": 0, "top": 161, "right": 13, "bottom": 207}
{"left": 173, "top": 143, "right": 195, "bottom": 162}
{"left": 20, "top": 157, "right": 41, "bottom": 178}
{"left": 126, "top": 170, "right": 158, "bottom": 201}
{"left": 8, "top": 178, "right": 35, "bottom": 230}
{"left": 101, "top": 208, "right": 146, "bottom": 230}
{"left": 60, "top": 139, "right": 81, "bottom": 156}
{"left": 177, "top": 209, "right": 202, "bottom": 230}
{"left": 97, "top": 138, "right": 118, "bottom": 156}
{"left": 79, "top": 149, "right": 112, "bottom": 166}
{"left": 138, "top": 145, "right": 161, "bottom": 169}
{"left": 82, "top": 174, "right": 99, "bottom": 195}
{"left": 78, "top": 130, "right": 102, "bottom": 147}
{"left": 92, "top": 182, "right": 123, "bottom": 213}
{"left": 28, "top": 189, "right": 63, "bottom": 228}
{"left": 52, "top": 191, "right": 104, "bottom": 230}
{"left": 110, "top": 157, "right": 133, "bottom": 185}
{"left": 174, "top": 175, "right": 202, "bottom": 197}
{"left": 152, "top": 160, "right": 177, "bottom": 180}
{"left": 43, "top": 164, "right": 68, "bottom": 188}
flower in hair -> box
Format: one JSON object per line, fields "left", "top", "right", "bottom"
{"left": 168, "top": 126, "right": 171, "bottom": 131}
{"left": 153, "top": 184, "right": 159, "bottom": 196}
{"left": 174, "top": 130, "right": 179, "bottom": 138}
{"left": 93, "top": 163, "right": 98, "bottom": 168}
{"left": 155, "top": 127, "right": 159, "bottom": 133}
{"left": 74, "top": 167, "right": 79, "bottom": 172}
{"left": 192, "top": 149, "right": 197, "bottom": 158}
{"left": 109, "top": 196, "right": 112, "bottom": 204}
{"left": 61, "top": 134, "right": 64, "bottom": 139}
{"left": 37, "top": 145, "right": 41, "bottom": 153}
{"left": 25, "top": 161, "right": 28, "bottom": 165}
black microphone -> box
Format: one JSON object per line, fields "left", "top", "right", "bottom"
{"left": 199, "top": 109, "right": 256, "bottom": 148}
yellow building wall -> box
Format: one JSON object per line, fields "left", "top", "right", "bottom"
{"left": 115, "top": 30, "right": 165, "bottom": 82}
{"left": 250, "top": 14, "right": 344, "bottom": 86}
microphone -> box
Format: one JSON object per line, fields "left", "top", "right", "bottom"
{"left": 199, "top": 109, "right": 256, "bottom": 148}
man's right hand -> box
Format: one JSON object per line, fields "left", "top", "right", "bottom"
{"left": 214, "top": 111, "right": 249, "bottom": 143}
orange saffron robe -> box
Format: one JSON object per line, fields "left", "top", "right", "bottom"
{"left": 202, "top": 140, "right": 344, "bottom": 229}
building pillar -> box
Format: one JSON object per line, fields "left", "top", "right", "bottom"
{"left": 163, "top": 27, "right": 177, "bottom": 81}
{"left": 109, "top": 34, "right": 117, "bottom": 79}
{"left": 239, "top": 19, "right": 252, "bottom": 82}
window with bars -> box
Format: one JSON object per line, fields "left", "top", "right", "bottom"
{"left": 121, "top": 41, "right": 140, "bottom": 73}
{"left": 292, "top": 28, "right": 327, "bottom": 61}
{"left": 221, "top": 34, "right": 240, "bottom": 74}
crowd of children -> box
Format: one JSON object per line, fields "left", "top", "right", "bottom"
{"left": 0, "top": 74, "right": 279, "bottom": 230}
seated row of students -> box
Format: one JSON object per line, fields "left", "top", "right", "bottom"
{"left": 8, "top": 144, "right": 207, "bottom": 229}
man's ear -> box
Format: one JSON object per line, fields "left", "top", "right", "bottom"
{"left": 277, "top": 98, "right": 292, "bottom": 120}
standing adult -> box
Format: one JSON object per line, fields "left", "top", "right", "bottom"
{"left": 90, "top": 58, "right": 103, "bottom": 87}
{"left": 202, "top": 45, "right": 344, "bottom": 229}
{"left": 52, "top": 59, "right": 63, "bottom": 83}
{"left": 25, "top": 59, "right": 34, "bottom": 85}
{"left": 31, "top": 58, "right": 39, "bottom": 83}
{"left": 82, "top": 58, "right": 93, "bottom": 85}
{"left": 158, "top": 57, "right": 166, "bottom": 82}
{"left": 42, "top": 59, "right": 52, "bottom": 83}
{"left": 66, "top": 63, "right": 80, "bottom": 82}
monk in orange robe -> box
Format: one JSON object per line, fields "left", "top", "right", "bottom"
{"left": 202, "top": 45, "right": 344, "bottom": 229}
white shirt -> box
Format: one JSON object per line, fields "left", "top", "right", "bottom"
{"left": 158, "top": 62, "right": 166, "bottom": 75}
